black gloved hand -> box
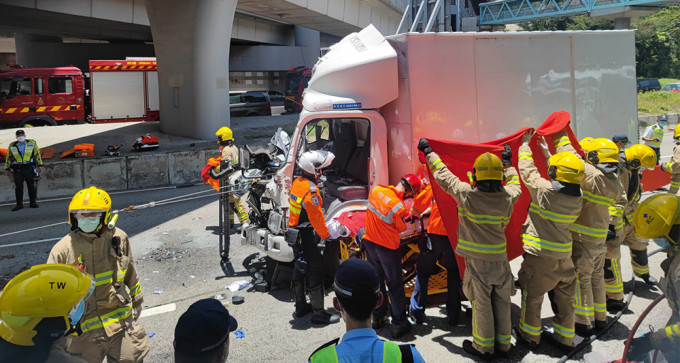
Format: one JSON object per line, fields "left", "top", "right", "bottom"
{"left": 501, "top": 144, "right": 513, "bottom": 166}
{"left": 606, "top": 224, "right": 616, "bottom": 241}
{"left": 627, "top": 334, "right": 653, "bottom": 362}
{"left": 418, "top": 138, "right": 432, "bottom": 155}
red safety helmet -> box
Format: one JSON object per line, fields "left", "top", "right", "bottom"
{"left": 401, "top": 173, "right": 423, "bottom": 197}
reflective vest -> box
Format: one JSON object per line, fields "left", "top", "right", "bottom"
{"left": 412, "top": 184, "right": 447, "bottom": 235}
{"left": 363, "top": 185, "right": 407, "bottom": 250}
{"left": 646, "top": 124, "right": 664, "bottom": 148}
{"left": 288, "top": 177, "right": 330, "bottom": 239}
{"left": 310, "top": 340, "right": 411, "bottom": 363}
{"left": 5, "top": 140, "right": 41, "bottom": 169}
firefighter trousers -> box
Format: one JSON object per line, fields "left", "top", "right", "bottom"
{"left": 572, "top": 239, "right": 607, "bottom": 325}
{"left": 67, "top": 321, "right": 149, "bottom": 363}
{"left": 463, "top": 258, "right": 513, "bottom": 354}
{"left": 364, "top": 239, "right": 408, "bottom": 327}
{"left": 605, "top": 224, "right": 649, "bottom": 300}
{"left": 518, "top": 254, "right": 576, "bottom": 346}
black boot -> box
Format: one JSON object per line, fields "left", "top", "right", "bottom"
{"left": 462, "top": 340, "right": 494, "bottom": 360}
{"left": 11, "top": 204, "right": 23, "bottom": 212}
{"left": 309, "top": 286, "right": 339, "bottom": 325}
{"left": 293, "top": 281, "right": 312, "bottom": 318}
{"left": 639, "top": 274, "right": 658, "bottom": 286}
{"left": 575, "top": 322, "right": 592, "bottom": 337}
{"left": 606, "top": 298, "right": 626, "bottom": 313}
{"left": 631, "top": 250, "right": 657, "bottom": 286}
{"left": 593, "top": 319, "right": 607, "bottom": 332}
{"left": 540, "top": 331, "right": 573, "bottom": 352}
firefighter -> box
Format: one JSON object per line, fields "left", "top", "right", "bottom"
{"left": 514, "top": 131, "right": 584, "bottom": 352}
{"left": 641, "top": 114, "right": 667, "bottom": 165}
{"left": 363, "top": 172, "right": 422, "bottom": 338}
{"left": 0, "top": 264, "right": 94, "bottom": 363}
{"left": 213, "top": 126, "right": 249, "bottom": 226}
{"left": 660, "top": 126, "right": 680, "bottom": 194}
{"left": 409, "top": 152, "right": 462, "bottom": 327}
{"left": 4, "top": 129, "right": 42, "bottom": 211}
{"left": 288, "top": 150, "right": 340, "bottom": 325}
{"left": 418, "top": 138, "right": 522, "bottom": 358}
{"left": 627, "top": 193, "right": 680, "bottom": 362}
{"left": 605, "top": 143, "right": 659, "bottom": 312}
{"left": 555, "top": 132, "right": 626, "bottom": 335}
{"left": 47, "top": 186, "right": 150, "bottom": 362}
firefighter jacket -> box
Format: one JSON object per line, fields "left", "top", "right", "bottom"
{"left": 426, "top": 152, "right": 522, "bottom": 261}
{"left": 288, "top": 176, "right": 330, "bottom": 239}
{"left": 47, "top": 228, "right": 143, "bottom": 339}
{"left": 219, "top": 144, "right": 239, "bottom": 173}
{"left": 651, "top": 250, "right": 680, "bottom": 351}
{"left": 518, "top": 144, "right": 583, "bottom": 258}
{"left": 619, "top": 160, "right": 643, "bottom": 227}
{"left": 363, "top": 185, "right": 407, "bottom": 250}
{"left": 412, "top": 183, "right": 447, "bottom": 236}
{"left": 4, "top": 139, "right": 42, "bottom": 170}
{"left": 662, "top": 146, "right": 680, "bottom": 194}
{"left": 555, "top": 132, "right": 626, "bottom": 243}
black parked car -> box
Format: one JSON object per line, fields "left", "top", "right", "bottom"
{"left": 229, "top": 90, "right": 285, "bottom": 117}
{"left": 637, "top": 78, "right": 661, "bottom": 92}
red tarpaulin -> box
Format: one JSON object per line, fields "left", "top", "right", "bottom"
{"left": 641, "top": 167, "right": 670, "bottom": 191}
{"left": 427, "top": 111, "right": 582, "bottom": 277}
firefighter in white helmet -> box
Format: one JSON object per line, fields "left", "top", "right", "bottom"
{"left": 554, "top": 131, "right": 626, "bottom": 336}
{"left": 0, "top": 264, "right": 94, "bottom": 363}
{"left": 627, "top": 194, "right": 680, "bottom": 361}
{"left": 288, "top": 150, "right": 340, "bottom": 325}
{"left": 47, "top": 186, "right": 150, "bottom": 362}
{"left": 660, "top": 127, "right": 680, "bottom": 194}
{"left": 605, "top": 143, "right": 659, "bottom": 313}
{"left": 514, "top": 131, "right": 584, "bottom": 352}
{"left": 213, "top": 126, "right": 249, "bottom": 226}
{"left": 418, "top": 138, "right": 522, "bottom": 358}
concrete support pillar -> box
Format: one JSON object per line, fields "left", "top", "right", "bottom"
{"left": 614, "top": 17, "right": 631, "bottom": 30}
{"left": 145, "top": 0, "right": 237, "bottom": 139}
{"left": 294, "top": 25, "right": 320, "bottom": 67}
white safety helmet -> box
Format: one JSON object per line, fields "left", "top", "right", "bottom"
{"left": 298, "top": 150, "right": 335, "bottom": 178}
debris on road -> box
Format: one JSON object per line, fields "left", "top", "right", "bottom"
{"left": 148, "top": 332, "right": 155, "bottom": 338}
{"left": 226, "top": 280, "right": 252, "bottom": 292}
{"left": 234, "top": 329, "right": 245, "bottom": 338}
{"left": 153, "top": 290, "right": 163, "bottom": 294}
{"left": 232, "top": 296, "right": 245, "bottom": 305}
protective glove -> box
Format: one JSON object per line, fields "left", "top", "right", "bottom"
{"left": 660, "top": 163, "right": 667, "bottom": 172}
{"left": 627, "top": 334, "right": 653, "bottom": 362}
{"left": 606, "top": 224, "right": 616, "bottom": 241}
{"left": 501, "top": 144, "right": 513, "bottom": 166}
{"left": 133, "top": 305, "right": 143, "bottom": 321}
{"left": 522, "top": 130, "right": 535, "bottom": 145}
{"left": 418, "top": 138, "right": 432, "bottom": 155}
{"left": 538, "top": 136, "right": 551, "bottom": 158}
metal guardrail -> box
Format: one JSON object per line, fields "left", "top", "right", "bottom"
{"left": 479, "top": 0, "right": 671, "bottom": 25}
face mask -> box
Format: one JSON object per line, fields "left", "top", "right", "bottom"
{"left": 660, "top": 121, "right": 668, "bottom": 127}
{"left": 78, "top": 217, "right": 101, "bottom": 233}
{"left": 652, "top": 237, "right": 672, "bottom": 249}
{"left": 16, "top": 136, "right": 25, "bottom": 143}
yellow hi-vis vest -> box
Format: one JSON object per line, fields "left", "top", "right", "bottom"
{"left": 310, "top": 340, "right": 412, "bottom": 363}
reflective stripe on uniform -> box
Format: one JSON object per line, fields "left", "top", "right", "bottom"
{"left": 553, "top": 322, "right": 575, "bottom": 339}
{"left": 650, "top": 126, "right": 664, "bottom": 147}
{"left": 129, "top": 282, "right": 142, "bottom": 297}
{"left": 518, "top": 152, "right": 533, "bottom": 161}
{"left": 574, "top": 274, "right": 594, "bottom": 317}
{"left": 671, "top": 180, "right": 680, "bottom": 188}
{"left": 472, "top": 301, "right": 495, "bottom": 347}
{"left": 289, "top": 192, "right": 303, "bottom": 214}
{"left": 519, "top": 290, "right": 541, "bottom": 336}
{"left": 367, "top": 202, "right": 404, "bottom": 225}
{"left": 94, "top": 270, "right": 126, "bottom": 286}
{"left": 569, "top": 223, "right": 608, "bottom": 238}
{"left": 528, "top": 203, "right": 578, "bottom": 224}
{"left": 608, "top": 206, "right": 623, "bottom": 218}
{"left": 80, "top": 306, "right": 133, "bottom": 333}
{"left": 429, "top": 158, "right": 445, "bottom": 172}
{"left": 593, "top": 302, "right": 606, "bottom": 314}
{"left": 521, "top": 234, "right": 571, "bottom": 253}
{"left": 506, "top": 175, "right": 520, "bottom": 185}
{"left": 458, "top": 207, "right": 510, "bottom": 225}
{"left": 496, "top": 334, "right": 511, "bottom": 345}
{"left": 665, "top": 324, "right": 680, "bottom": 341}
{"left": 632, "top": 264, "right": 649, "bottom": 276}
{"left": 555, "top": 136, "right": 571, "bottom": 148}
{"left": 605, "top": 258, "right": 624, "bottom": 293}
{"left": 614, "top": 218, "right": 624, "bottom": 230}
{"left": 581, "top": 190, "right": 615, "bottom": 207}
{"left": 457, "top": 238, "right": 506, "bottom": 254}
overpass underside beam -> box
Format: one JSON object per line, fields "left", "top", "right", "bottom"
{"left": 146, "top": 0, "right": 237, "bottom": 139}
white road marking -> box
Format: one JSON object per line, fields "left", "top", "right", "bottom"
{"left": 140, "top": 303, "right": 177, "bottom": 318}
{"left": 0, "top": 237, "right": 60, "bottom": 248}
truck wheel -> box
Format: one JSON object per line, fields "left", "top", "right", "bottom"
{"left": 19, "top": 116, "right": 56, "bottom": 127}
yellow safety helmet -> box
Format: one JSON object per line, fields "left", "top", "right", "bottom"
{"left": 216, "top": 127, "right": 233, "bottom": 143}
{"left": 624, "top": 144, "right": 657, "bottom": 169}
{"left": 579, "top": 137, "right": 595, "bottom": 152}
{"left": 584, "top": 138, "right": 619, "bottom": 165}
{"left": 634, "top": 194, "right": 680, "bottom": 242}
{"left": 0, "top": 264, "right": 94, "bottom": 346}
{"left": 548, "top": 152, "right": 585, "bottom": 184}
{"left": 473, "top": 152, "right": 504, "bottom": 181}
{"left": 674, "top": 126, "right": 680, "bottom": 141}
{"left": 68, "top": 186, "right": 111, "bottom": 234}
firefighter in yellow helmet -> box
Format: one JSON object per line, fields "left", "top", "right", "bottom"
{"left": 627, "top": 194, "right": 680, "bottom": 361}
{"left": 514, "top": 131, "right": 584, "bottom": 352}
{"left": 605, "top": 142, "right": 659, "bottom": 312}
{"left": 0, "top": 264, "right": 94, "bottom": 363}
{"left": 418, "top": 139, "right": 522, "bottom": 358}
{"left": 554, "top": 131, "right": 626, "bottom": 336}
{"left": 660, "top": 126, "right": 680, "bottom": 194}
{"left": 212, "top": 126, "right": 250, "bottom": 226}
{"left": 47, "top": 186, "right": 150, "bottom": 362}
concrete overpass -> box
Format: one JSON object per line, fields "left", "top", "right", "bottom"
{"left": 0, "top": 0, "right": 407, "bottom": 138}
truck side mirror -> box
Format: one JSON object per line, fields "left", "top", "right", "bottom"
{"left": 240, "top": 147, "right": 250, "bottom": 171}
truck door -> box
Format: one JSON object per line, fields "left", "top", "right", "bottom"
{"left": 46, "top": 75, "right": 79, "bottom": 123}
{"left": 0, "top": 76, "right": 34, "bottom": 124}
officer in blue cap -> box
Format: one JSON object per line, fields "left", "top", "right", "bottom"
{"left": 174, "top": 298, "right": 238, "bottom": 363}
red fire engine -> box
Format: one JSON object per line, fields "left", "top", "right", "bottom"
{"left": 0, "top": 59, "right": 159, "bottom": 127}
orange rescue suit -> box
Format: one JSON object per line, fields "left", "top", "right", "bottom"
{"left": 288, "top": 177, "right": 330, "bottom": 239}
{"left": 364, "top": 185, "right": 407, "bottom": 250}
{"left": 412, "top": 183, "right": 447, "bottom": 236}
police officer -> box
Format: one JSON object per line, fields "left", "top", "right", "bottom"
{"left": 4, "top": 129, "right": 42, "bottom": 211}
{"left": 47, "top": 186, "right": 150, "bottom": 362}
{"left": 419, "top": 139, "right": 522, "bottom": 358}
{"left": 641, "top": 115, "right": 668, "bottom": 165}
{"left": 628, "top": 194, "right": 680, "bottom": 361}
{"left": 0, "top": 264, "right": 93, "bottom": 363}
{"left": 288, "top": 150, "right": 340, "bottom": 325}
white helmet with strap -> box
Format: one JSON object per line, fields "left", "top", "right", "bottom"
{"left": 298, "top": 150, "right": 335, "bottom": 177}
